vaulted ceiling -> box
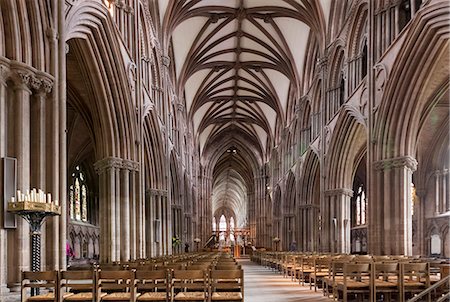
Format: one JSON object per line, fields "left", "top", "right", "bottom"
{"left": 161, "top": 0, "right": 330, "bottom": 227}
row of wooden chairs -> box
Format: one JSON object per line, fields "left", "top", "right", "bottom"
{"left": 252, "top": 251, "right": 449, "bottom": 302}
{"left": 22, "top": 268, "right": 244, "bottom": 302}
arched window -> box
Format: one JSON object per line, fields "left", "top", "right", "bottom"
{"left": 212, "top": 217, "right": 217, "bottom": 232}
{"left": 219, "top": 215, "right": 227, "bottom": 232}
{"left": 411, "top": 182, "right": 417, "bottom": 216}
{"left": 339, "top": 75, "right": 345, "bottom": 106}
{"left": 399, "top": 0, "right": 412, "bottom": 32}
{"left": 229, "top": 217, "right": 235, "bottom": 242}
{"left": 361, "top": 43, "right": 368, "bottom": 79}
{"left": 69, "top": 165, "right": 89, "bottom": 222}
{"left": 355, "top": 184, "right": 367, "bottom": 226}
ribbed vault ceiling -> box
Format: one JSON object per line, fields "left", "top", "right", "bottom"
{"left": 163, "top": 0, "right": 330, "bottom": 228}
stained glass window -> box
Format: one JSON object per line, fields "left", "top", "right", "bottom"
{"left": 69, "top": 166, "right": 89, "bottom": 222}
{"left": 355, "top": 185, "right": 366, "bottom": 226}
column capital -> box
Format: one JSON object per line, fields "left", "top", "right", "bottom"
{"left": 94, "top": 157, "right": 123, "bottom": 174}
{"left": 325, "top": 188, "right": 353, "bottom": 197}
{"left": 374, "top": 156, "right": 418, "bottom": 172}
{"left": 122, "top": 159, "right": 139, "bottom": 171}
{"left": 146, "top": 188, "right": 168, "bottom": 197}
{"left": 0, "top": 60, "right": 10, "bottom": 84}
{"left": 161, "top": 55, "right": 171, "bottom": 67}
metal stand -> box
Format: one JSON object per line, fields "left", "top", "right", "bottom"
{"left": 7, "top": 202, "right": 60, "bottom": 296}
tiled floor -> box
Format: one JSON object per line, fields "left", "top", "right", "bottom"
{"left": 240, "top": 259, "right": 331, "bottom": 302}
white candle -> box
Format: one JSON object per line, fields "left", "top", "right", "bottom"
{"left": 17, "top": 190, "right": 21, "bottom": 200}
{"left": 10, "top": 197, "right": 15, "bottom": 203}
{"left": 47, "top": 193, "right": 51, "bottom": 203}
{"left": 54, "top": 199, "right": 59, "bottom": 206}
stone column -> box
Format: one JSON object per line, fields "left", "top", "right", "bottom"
{"left": 0, "top": 60, "right": 9, "bottom": 294}
{"left": 371, "top": 156, "right": 417, "bottom": 255}
{"left": 95, "top": 157, "right": 123, "bottom": 262}
{"left": 121, "top": 167, "right": 130, "bottom": 261}
{"left": 9, "top": 68, "right": 32, "bottom": 288}
{"left": 324, "top": 188, "right": 353, "bottom": 254}
{"left": 435, "top": 171, "right": 441, "bottom": 215}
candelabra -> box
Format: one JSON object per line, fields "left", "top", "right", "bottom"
{"left": 7, "top": 189, "right": 60, "bottom": 295}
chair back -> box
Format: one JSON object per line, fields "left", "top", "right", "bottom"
{"left": 21, "top": 271, "right": 59, "bottom": 302}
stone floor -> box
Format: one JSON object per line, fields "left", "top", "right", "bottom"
{"left": 240, "top": 259, "right": 331, "bottom": 302}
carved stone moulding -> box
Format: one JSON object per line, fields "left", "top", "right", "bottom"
{"left": 373, "top": 156, "right": 418, "bottom": 172}
{"left": 1, "top": 58, "right": 55, "bottom": 94}
{"left": 325, "top": 188, "right": 354, "bottom": 197}
{"left": 94, "top": 157, "right": 140, "bottom": 174}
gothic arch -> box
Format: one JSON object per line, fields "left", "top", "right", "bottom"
{"left": 326, "top": 110, "right": 367, "bottom": 190}
{"left": 65, "top": 1, "right": 137, "bottom": 160}
{"left": 298, "top": 150, "right": 320, "bottom": 252}
{"left": 374, "top": 1, "right": 450, "bottom": 159}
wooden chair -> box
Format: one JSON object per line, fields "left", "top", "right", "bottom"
{"left": 213, "top": 265, "right": 241, "bottom": 271}
{"left": 21, "top": 271, "right": 60, "bottom": 302}
{"left": 97, "top": 270, "right": 137, "bottom": 301}
{"left": 335, "top": 262, "right": 372, "bottom": 302}
{"left": 135, "top": 270, "right": 170, "bottom": 302}
{"left": 171, "top": 269, "right": 207, "bottom": 302}
{"left": 299, "top": 256, "right": 315, "bottom": 286}
{"left": 373, "top": 262, "right": 401, "bottom": 302}
{"left": 60, "top": 270, "right": 99, "bottom": 302}
{"left": 209, "top": 269, "right": 243, "bottom": 302}
{"left": 401, "top": 262, "right": 430, "bottom": 302}
{"left": 309, "top": 257, "right": 331, "bottom": 292}
{"left": 282, "top": 255, "right": 296, "bottom": 278}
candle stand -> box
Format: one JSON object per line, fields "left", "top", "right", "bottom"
{"left": 7, "top": 201, "right": 60, "bottom": 295}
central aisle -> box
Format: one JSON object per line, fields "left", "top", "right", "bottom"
{"left": 239, "top": 259, "right": 330, "bottom": 302}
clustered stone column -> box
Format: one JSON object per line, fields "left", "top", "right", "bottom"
{"left": 0, "top": 58, "right": 62, "bottom": 291}
{"left": 371, "top": 156, "right": 418, "bottom": 256}
{"left": 95, "top": 157, "right": 139, "bottom": 263}
{"left": 323, "top": 188, "right": 353, "bottom": 254}
{"left": 434, "top": 169, "right": 449, "bottom": 214}
{"left": 145, "top": 189, "right": 168, "bottom": 257}
{"left": 254, "top": 171, "right": 266, "bottom": 247}
{"left": 198, "top": 167, "right": 212, "bottom": 243}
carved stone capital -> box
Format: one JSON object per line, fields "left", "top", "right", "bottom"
{"left": 94, "top": 157, "right": 124, "bottom": 174}
{"left": 177, "top": 103, "right": 185, "bottom": 112}
{"left": 325, "top": 188, "right": 354, "bottom": 197}
{"left": 374, "top": 156, "right": 418, "bottom": 172}
{"left": 11, "top": 69, "right": 32, "bottom": 91}
{"left": 0, "top": 62, "right": 10, "bottom": 84}
{"left": 122, "top": 159, "right": 139, "bottom": 171}
{"left": 41, "top": 78, "right": 54, "bottom": 94}
{"left": 316, "top": 57, "right": 328, "bottom": 69}
{"left": 146, "top": 188, "right": 168, "bottom": 197}
{"left": 161, "top": 55, "right": 170, "bottom": 67}
{"left": 30, "top": 75, "right": 42, "bottom": 90}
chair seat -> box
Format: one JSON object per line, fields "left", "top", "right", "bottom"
{"left": 374, "top": 280, "right": 398, "bottom": 287}
{"left": 337, "top": 280, "right": 370, "bottom": 289}
{"left": 211, "top": 292, "right": 243, "bottom": 301}
{"left": 65, "top": 292, "right": 107, "bottom": 301}
{"left": 312, "top": 272, "right": 329, "bottom": 277}
{"left": 137, "top": 292, "right": 167, "bottom": 301}
{"left": 102, "top": 292, "right": 139, "bottom": 301}
{"left": 403, "top": 281, "right": 426, "bottom": 287}
{"left": 174, "top": 292, "right": 205, "bottom": 300}
{"left": 29, "top": 292, "right": 74, "bottom": 301}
